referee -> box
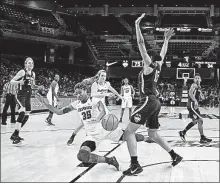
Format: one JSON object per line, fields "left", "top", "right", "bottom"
{"left": 1, "top": 74, "right": 18, "bottom": 125}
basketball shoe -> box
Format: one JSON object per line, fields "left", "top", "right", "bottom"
{"left": 106, "top": 156, "right": 119, "bottom": 171}
{"left": 123, "top": 163, "right": 143, "bottom": 175}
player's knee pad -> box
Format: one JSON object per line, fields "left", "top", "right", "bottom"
{"left": 77, "top": 149, "right": 90, "bottom": 162}
{"left": 21, "top": 115, "right": 29, "bottom": 127}
{"left": 17, "top": 111, "right": 25, "bottom": 123}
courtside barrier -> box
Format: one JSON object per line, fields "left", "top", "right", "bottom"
{"left": 0, "top": 96, "right": 77, "bottom": 115}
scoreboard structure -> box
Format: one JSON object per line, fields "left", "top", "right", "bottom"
{"left": 130, "top": 60, "right": 219, "bottom": 68}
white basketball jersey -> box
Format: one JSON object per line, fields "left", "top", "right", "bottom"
{"left": 91, "top": 81, "right": 110, "bottom": 104}
{"left": 71, "top": 98, "right": 102, "bottom": 137}
{"left": 122, "top": 85, "right": 132, "bottom": 97}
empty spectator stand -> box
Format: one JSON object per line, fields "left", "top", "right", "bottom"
{"left": 87, "top": 39, "right": 126, "bottom": 59}
{"left": 78, "top": 15, "right": 130, "bottom": 35}
{"left": 156, "top": 40, "right": 212, "bottom": 56}
{"left": 0, "top": 3, "right": 60, "bottom": 28}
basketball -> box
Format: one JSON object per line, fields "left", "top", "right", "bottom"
{"left": 101, "top": 114, "right": 119, "bottom": 131}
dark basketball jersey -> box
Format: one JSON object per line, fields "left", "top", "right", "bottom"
{"left": 17, "top": 69, "right": 35, "bottom": 95}
{"left": 138, "top": 68, "right": 159, "bottom": 98}
{"left": 188, "top": 83, "right": 201, "bottom": 103}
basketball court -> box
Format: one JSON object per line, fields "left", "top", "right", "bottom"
{"left": 1, "top": 105, "right": 219, "bottom": 182}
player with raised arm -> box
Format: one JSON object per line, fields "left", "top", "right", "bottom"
{"left": 122, "top": 14, "right": 183, "bottom": 176}
{"left": 179, "top": 74, "right": 212, "bottom": 143}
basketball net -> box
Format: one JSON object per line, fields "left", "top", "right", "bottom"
{"left": 183, "top": 77, "right": 188, "bottom": 87}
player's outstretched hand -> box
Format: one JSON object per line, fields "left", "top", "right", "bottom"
{"left": 135, "top": 13, "right": 145, "bottom": 25}
{"left": 164, "top": 28, "right": 175, "bottom": 40}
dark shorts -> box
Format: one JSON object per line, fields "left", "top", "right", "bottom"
{"left": 130, "top": 95, "right": 161, "bottom": 129}
{"left": 80, "top": 141, "right": 96, "bottom": 152}
{"left": 16, "top": 91, "right": 32, "bottom": 112}
{"left": 187, "top": 101, "right": 202, "bottom": 120}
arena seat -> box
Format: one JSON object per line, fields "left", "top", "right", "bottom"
{"left": 88, "top": 39, "right": 125, "bottom": 59}
{"left": 0, "top": 3, "right": 60, "bottom": 28}
{"left": 156, "top": 41, "right": 212, "bottom": 56}
{"left": 78, "top": 15, "right": 130, "bottom": 35}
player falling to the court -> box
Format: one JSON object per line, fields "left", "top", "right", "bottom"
{"left": 119, "top": 78, "right": 135, "bottom": 122}
{"left": 36, "top": 82, "right": 145, "bottom": 169}
{"left": 10, "top": 57, "right": 37, "bottom": 144}
{"left": 67, "top": 70, "right": 124, "bottom": 145}
{"left": 179, "top": 74, "right": 212, "bottom": 143}
{"left": 122, "top": 14, "right": 183, "bottom": 176}
{"left": 45, "top": 74, "right": 60, "bottom": 126}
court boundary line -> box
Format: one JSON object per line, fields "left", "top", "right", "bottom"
{"left": 0, "top": 128, "right": 76, "bottom": 134}
{"left": 116, "top": 159, "right": 219, "bottom": 183}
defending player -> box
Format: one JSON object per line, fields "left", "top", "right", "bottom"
{"left": 122, "top": 14, "right": 183, "bottom": 176}
{"left": 45, "top": 74, "right": 60, "bottom": 126}
{"left": 179, "top": 74, "right": 212, "bottom": 143}
{"left": 119, "top": 78, "right": 135, "bottom": 122}
{"left": 10, "top": 57, "right": 37, "bottom": 144}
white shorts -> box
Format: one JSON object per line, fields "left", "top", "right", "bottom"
{"left": 121, "top": 96, "right": 133, "bottom": 108}
{"left": 84, "top": 126, "right": 123, "bottom": 148}
{"left": 170, "top": 100, "right": 175, "bottom": 105}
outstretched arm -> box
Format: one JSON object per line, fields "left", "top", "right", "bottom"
{"left": 36, "top": 93, "right": 75, "bottom": 115}
{"left": 135, "top": 13, "right": 152, "bottom": 66}
{"left": 107, "top": 82, "right": 123, "bottom": 100}
{"left": 159, "top": 28, "right": 175, "bottom": 65}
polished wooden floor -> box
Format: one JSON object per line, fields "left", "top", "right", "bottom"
{"left": 1, "top": 106, "right": 219, "bottom": 182}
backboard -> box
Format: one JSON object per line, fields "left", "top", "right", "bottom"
{"left": 176, "top": 68, "right": 195, "bottom": 80}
